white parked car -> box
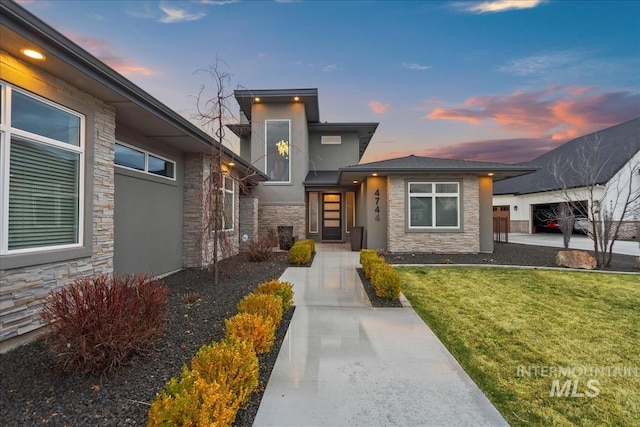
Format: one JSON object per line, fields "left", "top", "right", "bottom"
{"left": 574, "top": 217, "right": 589, "bottom": 234}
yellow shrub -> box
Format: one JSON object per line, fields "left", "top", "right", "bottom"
{"left": 237, "top": 293, "right": 283, "bottom": 326}
{"left": 288, "top": 242, "right": 311, "bottom": 265}
{"left": 147, "top": 367, "right": 236, "bottom": 427}
{"left": 298, "top": 239, "right": 315, "bottom": 253}
{"left": 255, "top": 280, "right": 294, "bottom": 312}
{"left": 225, "top": 313, "right": 275, "bottom": 354}
{"left": 190, "top": 338, "right": 258, "bottom": 409}
{"left": 371, "top": 264, "right": 401, "bottom": 301}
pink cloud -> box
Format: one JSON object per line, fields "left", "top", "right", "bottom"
{"left": 65, "top": 32, "right": 157, "bottom": 77}
{"left": 368, "top": 101, "right": 391, "bottom": 114}
{"left": 427, "top": 86, "right": 640, "bottom": 141}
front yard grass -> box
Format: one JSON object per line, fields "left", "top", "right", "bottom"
{"left": 398, "top": 267, "right": 639, "bottom": 426}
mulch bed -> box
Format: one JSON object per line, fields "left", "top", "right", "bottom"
{"left": 385, "top": 242, "right": 639, "bottom": 273}
{"left": 0, "top": 253, "right": 292, "bottom": 427}
{"left": 356, "top": 268, "right": 403, "bottom": 308}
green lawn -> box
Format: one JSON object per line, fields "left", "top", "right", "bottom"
{"left": 398, "top": 267, "right": 639, "bottom": 426}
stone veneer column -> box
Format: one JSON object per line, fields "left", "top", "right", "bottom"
{"left": 258, "top": 204, "right": 306, "bottom": 241}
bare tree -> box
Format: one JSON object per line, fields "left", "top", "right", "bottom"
{"left": 192, "top": 60, "right": 261, "bottom": 284}
{"left": 550, "top": 134, "right": 640, "bottom": 267}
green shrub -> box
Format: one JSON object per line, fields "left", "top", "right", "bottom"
{"left": 147, "top": 367, "right": 236, "bottom": 427}
{"left": 365, "top": 256, "right": 385, "bottom": 280}
{"left": 237, "top": 293, "right": 283, "bottom": 326}
{"left": 40, "top": 273, "right": 168, "bottom": 374}
{"left": 225, "top": 313, "right": 275, "bottom": 354}
{"left": 190, "top": 338, "right": 258, "bottom": 409}
{"left": 288, "top": 242, "right": 312, "bottom": 265}
{"left": 372, "top": 264, "right": 401, "bottom": 301}
{"left": 255, "top": 280, "right": 294, "bottom": 312}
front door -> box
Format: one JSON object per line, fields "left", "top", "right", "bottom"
{"left": 322, "top": 193, "right": 342, "bottom": 240}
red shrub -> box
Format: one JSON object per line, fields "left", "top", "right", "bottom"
{"left": 40, "top": 274, "right": 168, "bottom": 374}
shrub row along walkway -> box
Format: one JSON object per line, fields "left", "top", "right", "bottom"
{"left": 253, "top": 243, "right": 508, "bottom": 427}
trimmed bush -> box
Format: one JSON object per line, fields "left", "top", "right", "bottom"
{"left": 371, "top": 264, "right": 402, "bottom": 300}
{"left": 190, "top": 338, "right": 258, "bottom": 409}
{"left": 147, "top": 367, "right": 236, "bottom": 427}
{"left": 359, "top": 249, "right": 377, "bottom": 266}
{"left": 40, "top": 273, "right": 168, "bottom": 374}
{"left": 298, "top": 239, "right": 315, "bottom": 254}
{"left": 288, "top": 241, "right": 312, "bottom": 265}
{"left": 237, "top": 293, "right": 283, "bottom": 326}
{"left": 225, "top": 313, "right": 275, "bottom": 354}
{"left": 255, "top": 280, "right": 294, "bottom": 312}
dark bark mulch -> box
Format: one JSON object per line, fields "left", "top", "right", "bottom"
{"left": 385, "top": 242, "right": 639, "bottom": 273}
{"left": 356, "top": 268, "right": 403, "bottom": 308}
{"left": 0, "top": 253, "right": 292, "bottom": 427}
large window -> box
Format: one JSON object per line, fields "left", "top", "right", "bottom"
{"left": 210, "top": 175, "right": 235, "bottom": 232}
{"left": 408, "top": 182, "right": 459, "bottom": 229}
{"left": 1, "top": 83, "right": 84, "bottom": 253}
{"left": 265, "top": 120, "right": 290, "bottom": 182}
{"left": 115, "top": 142, "right": 175, "bottom": 179}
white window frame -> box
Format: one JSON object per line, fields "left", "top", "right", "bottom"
{"left": 115, "top": 141, "right": 176, "bottom": 180}
{"left": 408, "top": 181, "right": 460, "bottom": 229}
{"left": 0, "top": 82, "right": 85, "bottom": 255}
{"left": 221, "top": 175, "right": 234, "bottom": 231}
{"left": 264, "top": 119, "right": 291, "bottom": 184}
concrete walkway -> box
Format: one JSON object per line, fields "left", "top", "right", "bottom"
{"left": 253, "top": 244, "right": 508, "bottom": 427}
{"left": 508, "top": 233, "right": 640, "bottom": 256}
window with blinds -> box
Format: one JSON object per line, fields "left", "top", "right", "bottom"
{"left": 1, "top": 83, "right": 84, "bottom": 253}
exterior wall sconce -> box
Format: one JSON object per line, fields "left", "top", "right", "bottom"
{"left": 513, "top": 205, "right": 518, "bottom": 211}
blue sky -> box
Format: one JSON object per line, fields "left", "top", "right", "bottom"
{"left": 20, "top": 0, "right": 640, "bottom": 163}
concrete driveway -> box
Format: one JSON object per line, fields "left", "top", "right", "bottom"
{"left": 508, "top": 233, "right": 640, "bottom": 256}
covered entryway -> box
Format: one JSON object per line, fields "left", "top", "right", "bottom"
{"left": 322, "top": 193, "right": 342, "bottom": 241}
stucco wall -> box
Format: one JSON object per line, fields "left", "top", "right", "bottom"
{"left": 0, "top": 54, "right": 115, "bottom": 348}
{"left": 308, "top": 131, "right": 360, "bottom": 170}
{"left": 387, "top": 174, "right": 480, "bottom": 253}
{"left": 250, "top": 103, "right": 308, "bottom": 205}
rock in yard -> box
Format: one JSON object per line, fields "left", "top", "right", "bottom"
{"left": 555, "top": 250, "right": 597, "bottom": 270}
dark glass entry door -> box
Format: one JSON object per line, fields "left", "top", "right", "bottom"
{"left": 322, "top": 193, "right": 342, "bottom": 240}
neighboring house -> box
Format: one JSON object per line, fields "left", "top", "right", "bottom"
{"left": 494, "top": 118, "right": 640, "bottom": 238}
{"left": 228, "top": 90, "right": 535, "bottom": 254}
{"left": 0, "top": 2, "right": 265, "bottom": 350}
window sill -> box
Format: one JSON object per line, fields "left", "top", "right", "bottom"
{"left": 1, "top": 246, "right": 92, "bottom": 270}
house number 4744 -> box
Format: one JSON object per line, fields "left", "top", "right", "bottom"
{"left": 374, "top": 189, "right": 380, "bottom": 221}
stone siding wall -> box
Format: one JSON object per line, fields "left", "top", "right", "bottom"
{"left": 0, "top": 60, "right": 115, "bottom": 348}
{"left": 182, "top": 154, "right": 240, "bottom": 267}
{"left": 258, "top": 204, "right": 306, "bottom": 241}
{"left": 510, "top": 220, "right": 530, "bottom": 233}
{"left": 387, "top": 175, "right": 480, "bottom": 253}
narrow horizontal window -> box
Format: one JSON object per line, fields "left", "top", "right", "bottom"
{"left": 321, "top": 136, "right": 341, "bottom": 145}
{"left": 115, "top": 142, "right": 175, "bottom": 180}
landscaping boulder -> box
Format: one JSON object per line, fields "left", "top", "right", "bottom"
{"left": 555, "top": 250, "right": 597, "bottom": 270}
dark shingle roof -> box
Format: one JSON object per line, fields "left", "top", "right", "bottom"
{"left": 341, "top": 155, "right": 535, "bottom": 178}
{"left": 494, "top": 118, "right": 640, "bottom": 195}
{"left": 303, "top": 170, "right": 340, "bottom": 186}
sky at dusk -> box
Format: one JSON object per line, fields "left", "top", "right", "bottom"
{"left": 19, "top": 0, "right": 640, "bottom": 164}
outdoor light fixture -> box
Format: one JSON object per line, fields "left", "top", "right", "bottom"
{"left": 353, "top": 180, "right": 358, "bottom": 184}
{"left": 21, "top": 48, "right": 45, "bottom": 60}
{"left": 372, "top": 173, "right": 378, "bottom": 176}
{"left": 254, "top": 97, "right": 260, "bottom": 102}
{"left": 228, "top": 161, "right": 235, "bottom": 167}
{"left": 514, "top": 205, "right": 518, "bottom": 211}
{"left": 488, "top": 172, "right": 494, "bottom": 176}
{"left": 294, "top": 96, "right": 300, "bottom": 101}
